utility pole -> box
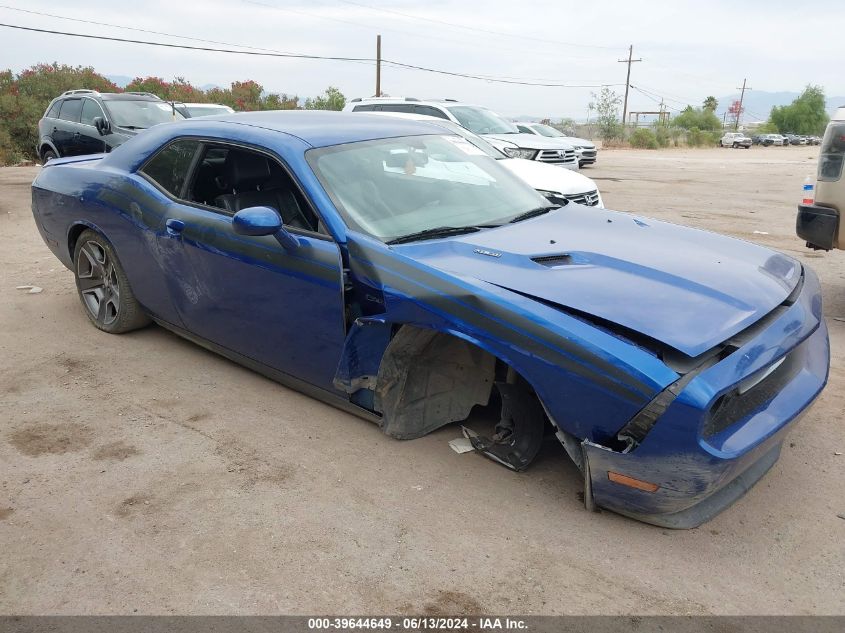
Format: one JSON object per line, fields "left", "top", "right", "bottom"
{"left": 734, "top": 78, "right": 751, "bottom": 131}
{"left": 375, "top": 34, "right": 382, "bottom": 97}
{"left": 618, "top": 45, "right": 642, "bottom": 128}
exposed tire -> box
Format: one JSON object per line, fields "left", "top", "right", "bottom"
{"left": 42, "top": 149, "right": 57, "bottom": 163}
{"left": 732, "top": 142, "right": 738, "bottom": 149}
{"left": 73, "top": 230, "right": 151, "bottom": 334}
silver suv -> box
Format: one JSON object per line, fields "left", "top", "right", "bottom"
{"left": 343, "top": 97, "right": 579, "bottom": 170}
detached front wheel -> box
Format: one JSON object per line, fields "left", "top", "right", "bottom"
{"left": 73, "top": 230, "right": 150, "bottom": 333}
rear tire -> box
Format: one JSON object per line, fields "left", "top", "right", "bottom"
{"left": 73, "top": 230, "right": 151, "bottom": 334}
{"left": 42, "top": 149, "right": 57, "bottom": 163}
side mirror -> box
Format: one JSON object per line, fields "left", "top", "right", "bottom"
{"left": 232, "top": 206, "right": 298, "bottom": 250}
{"left": 93, "top": 117, "right": 111, "bottom": 135}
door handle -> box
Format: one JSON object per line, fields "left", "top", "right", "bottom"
{"left": 73, "top": 132, "right": 80, "bottom": 138}
{"left": 165, "top": 218, "right": 186, "bottom": 236}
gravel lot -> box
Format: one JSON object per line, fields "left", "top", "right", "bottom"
{"left": 1, "top": 146, "right": 843, "bottom": 615}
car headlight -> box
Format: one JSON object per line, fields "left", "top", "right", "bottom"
{"left": 503, "top": 147, "right": 537, "bottom": 160}
{"left": 536, "top": 189, "right": 567, "bottom": 205}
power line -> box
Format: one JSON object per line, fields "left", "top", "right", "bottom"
{"left": 331, "top": 0, "right": 624, "bottom": 51}
{"left": 243, "top": 0, "right": 612, "bottom": 62}
{"left": 0, "top": 3, "right": 299, "bottom": 55}
{"left": 0, "top": 22, "right": 624, "bottom": 88}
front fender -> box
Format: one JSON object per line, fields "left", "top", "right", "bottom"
{"left": 341, "top": 233, "right": 677, "bottom": 445}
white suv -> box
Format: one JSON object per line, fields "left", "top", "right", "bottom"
{"left": 720, "top": 132, "right": 752, "bottom": 149}
{"left": 515, "top": 122, "right": 597, "bottom": 167}
{"left": 343, "top": 97, "right": 579, "bottom": 170}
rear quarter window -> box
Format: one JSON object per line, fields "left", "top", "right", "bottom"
{"left": 819, "top": 123, "right": 845, "bottom": 182}
{"left": 45, "top": 101, "right": 61, "bottom": 119}
{"left": 140, "top": 140, "right": 201, "bottom": 197}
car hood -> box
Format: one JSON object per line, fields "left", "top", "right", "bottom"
{"left": 563, "top": 136, "right": 595, "bottom": 148}
{"left": 499, "top": 158, "right": 598, "bottom": 195}
{"left": 484, "top": 132, "right": 574, "bottom": 150}
{"left": 395, "top": 206, "right": 800, "bottom": 358}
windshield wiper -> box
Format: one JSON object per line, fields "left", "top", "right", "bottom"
{"left": 509, "top": 205, "right": 558, "bottom": 224}
{"left": 386, "top": 225, "right": 481, "bottom": 245}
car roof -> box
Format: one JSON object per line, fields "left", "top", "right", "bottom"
{"left": 99, "top": 93, "right": 164, "bottom": 101}
{"left": 180, "top": 110, "right": 449, "bottom": 148}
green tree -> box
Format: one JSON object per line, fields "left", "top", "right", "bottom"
{"left": 768, "top": 85, "right": 829, "bottom": 135}
{"left": 590, "top": 87, "right": 623, "bottom": 141}
{"left": 672, "top": 106, "right": 722, "bottom": 132}
{"left": 303, "top": 86, "right": 346, "bottom": 111}
{"left": 703, "top": 96, "right": 718, "bottom": 112}
{"left": 0, "top": 63, "right": 118, "bottom": 162}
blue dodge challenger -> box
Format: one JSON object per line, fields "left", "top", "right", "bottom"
{"left": 31, "top": 111, "right": 829, "bottom": 527}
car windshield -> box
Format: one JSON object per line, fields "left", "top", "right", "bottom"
{"left": 531, "top": 124, "right": 566, "bottom": 138}
{"left": 186, "top": 105, "right": 233, "bottom": 117}
{"left": 427, "top": 120, "right": 505, "bottom": 159}
{"left": 308, "top": 134, "right": 549, "bottom": 242}
{"left": 446, "top": 106, "right": 519, "bottom": 135}
{"left": 103, "top": 100, "right": 184, "bottom": 129}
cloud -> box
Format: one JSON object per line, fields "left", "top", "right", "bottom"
{"left": 1, "top": 0, "right": 840, "bottom": 118}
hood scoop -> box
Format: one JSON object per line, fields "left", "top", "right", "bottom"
{"left": 531, "top": 254, "right": 574, "bottom": 267}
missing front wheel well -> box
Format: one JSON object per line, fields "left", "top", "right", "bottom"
{"left": 374, "top": 326, "right": 497, "bottom": 439}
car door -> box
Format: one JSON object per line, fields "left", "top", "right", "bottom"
{"left": 150, "top": 140, "right": 348, "bottom": 393}
{"left": 53, "top": 98, "right": 84, "bottom": 156}
{"left": 78, "top": 98, "right": 110, "bottom": 155}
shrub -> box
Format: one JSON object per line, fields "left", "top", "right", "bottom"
{"left": 654, "top": 126, "right": 671, "bottom": 148}
{"left": 629, "top": 128, "right": 659, "bottom": 149}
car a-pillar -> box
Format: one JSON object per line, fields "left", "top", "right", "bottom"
{"left": 345, "top": 323, "right": 550, "bottom": 471}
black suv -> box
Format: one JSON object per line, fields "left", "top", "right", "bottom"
{"left": 37, "top": 90, "right": 184, "bottom": 162}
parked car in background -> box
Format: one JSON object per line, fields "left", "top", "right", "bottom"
{"left": 754, "top": 134, "right": 785, "bottom": 147}
{"left": 514, "top": 122, "right": 598, "bottom": 167}
{"left": 37, "top": 90, "right": 184, "bottom": 162}
{"left": 785, "top": 134, "right": 806, "bottom": 146}
{"left": 797, "top": 106, "right": 845, "bottom": 251}
{"left": 719, "top": 132, "right": 752, "bottom": 149}
{"left": 174, "top": 103, "right": 236, "bottom": 118}
{"left": 31, "top": 111, "right": 828, "bottom": 528}
{"left": 344, "top": 97, "right": 579, "bottom": 170}
{"left": 807, "top": 136, "right": 822, "bottom": 146}
{"left": 363, "top": 111, "right": 603, "bottom": 207}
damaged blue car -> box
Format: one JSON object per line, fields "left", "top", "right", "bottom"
{"left": 31, "top": 111, "right": 829, "bottom": 528}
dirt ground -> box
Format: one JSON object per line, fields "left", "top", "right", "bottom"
{"left": 1, "top": 146, "right": 843, "bottom": 615}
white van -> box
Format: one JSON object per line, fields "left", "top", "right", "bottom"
{"left": 343, "top": 97, "right": 580, "bottom": 170}
{"left": 797, "top": 106, "right": 845, "bottom": 251}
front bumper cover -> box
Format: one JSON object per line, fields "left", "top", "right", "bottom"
{"left": 580, "top": 268, "right": 829, "bottom": 528}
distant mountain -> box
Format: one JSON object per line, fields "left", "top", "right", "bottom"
{"left": 105, "top": 75, "right": 134, "bottom": 88}
{"left": 715, "top": 90, "right": 845, "bottom": 121}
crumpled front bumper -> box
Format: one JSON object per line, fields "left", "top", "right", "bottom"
{"left": 582, "top": 268, "right": 829, "bottom": 528}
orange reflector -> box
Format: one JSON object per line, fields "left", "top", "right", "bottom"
{"left": 607, "top": 471, "right": 660, "bottom": 493}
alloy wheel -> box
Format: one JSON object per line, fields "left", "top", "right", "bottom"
{"left": 77, "top": 240, "right": 120, "bottom": 326}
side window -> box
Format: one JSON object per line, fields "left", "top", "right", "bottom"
{"left": 516, "top": 125, "right": 532, "bottom": 134}
{"left": 184, "top": 144, "right": 321, "bottom": 233}
{"left": 80, "top": 99, "right": 104, "bottom": 126}
{"left": 140, "top": 140, "right": 201, "bottom": 197}
{"left": 45, "top": 101, "right": 61, "bottom": 119}
{"left": 352, "top": 104, "right": 376, "bottom": 112}
{"left": 379, "top": 104, "right": 413, "bottom": 113}
{"left": 58, "top": 99, "right": 83, "bottom": 123}
{"left": 414, "top": 105, "right": 449, "bottom": 119}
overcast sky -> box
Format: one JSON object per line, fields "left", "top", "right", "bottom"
{"left": 2, "top": 0, "right": 842, "bottom": 119}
